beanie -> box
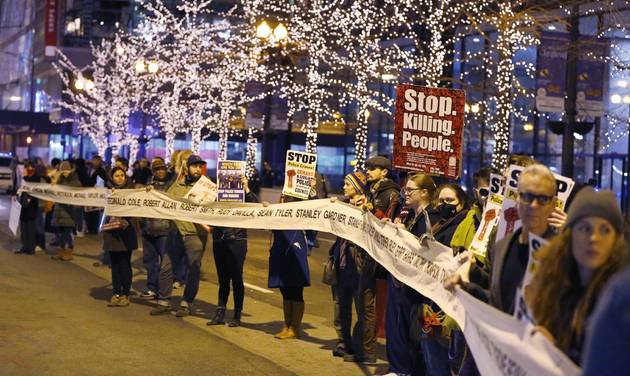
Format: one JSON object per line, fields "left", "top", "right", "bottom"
{"left": 345, "top": 171, "right": 368, "bottom": 195}
{"left": 565, "top": 187, "right": 624, "bottom": 233}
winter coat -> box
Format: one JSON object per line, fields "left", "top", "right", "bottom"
{"left": 432, "top": 209, "right": 469, "bottom": 247}
{"left": 20, "top": 175, "right": 50, "bottom": 220}
{"left": 167, "top": 177, "right": 204, "bottom": 236}
{"left": 141, "top": 178, "right": 173, "bottom": 237}
{"left": 366, "top": 178, "right": 400, "bottom": 220}
{"left": 268, "top": 230, "right": 310, "bottom": 288}
{"left": 51, "top": 172, "right": 81, "bottom": 227}
{"left": 103, "top": 179, "right": 138, "bottom": 252}
{"left": 212, "top": 191, "right": 258, "bottom": 242}
{"left": 450, "top": 202, "right": 483, "bottom": 252}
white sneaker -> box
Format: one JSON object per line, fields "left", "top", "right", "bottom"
{"left": 35, "top": 246, "right": 45, "bottom": 254}
{"left": 76, "top": 231, "right": 85, "bottom": 238}
{"left": 172, "top": 281, "right": 184, "bottom": 289}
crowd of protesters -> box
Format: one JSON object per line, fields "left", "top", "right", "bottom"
{"left": 10, "top": 151, "right": 630, "bottom": 375}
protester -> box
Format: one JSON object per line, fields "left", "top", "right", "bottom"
{"left": 114, "top": 156, "right": 129, "bottom": 172}
{"left": 581, "top": 263, "right": 630, "bottom": 375}
{"left": 388, "top": 172, "right": 439, "bottom": 375}
{"left": 329, "top": 171, "right": 369, "bottom": 358}
{"left": 150, "top": 154, "right": 210, "bottom": 317}
{"left": 432, "top": 183, "right": 469, "bottom": 245}
{"left": 267, "top": 196, "right": 312, "bottom": 340}
{"left": 139, "top": 158, "right": 173, "bottom": 300}
{"left": 132, "top": 158, "right": 152, "bottom": 187}
{"left": 527, "top": 188, "right": 628, "bottom": 364}
{"left": 169, "top": 151, "right": 193, "bottom": 289}
{"left": 51, "top": 161, "right": 81, "bottom": 261}
{"left": 101, "top": 167, "right": 138, "bottom": 307}
{"left": 16, "top": 160, "right": 50, "bottom": 255}
{"left": 207, "top": 176, "right": 258, "bottom": 327}
{"left": 344, "top": 156, "right": 401, "bottom": 364}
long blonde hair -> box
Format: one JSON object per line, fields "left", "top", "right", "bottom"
{"left": 528, "top": 228, "right": 627, "bottom": 353}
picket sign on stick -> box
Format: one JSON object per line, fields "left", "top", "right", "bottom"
{"left": 16, "top": 182, "right": 582, "bottom": 375}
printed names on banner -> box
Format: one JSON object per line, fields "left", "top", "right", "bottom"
{"left": 217, "top": 160, "right": 245, "bottom": 202}
{"left": 19, "top": 182, "right": 108, "bottom": 207}
{"left": 282, "top": 150, "right": 317, "bottom": 200}
{"left": 393, "top": 84, "right": 465, "bottom": 179}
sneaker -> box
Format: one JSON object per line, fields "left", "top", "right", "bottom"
{"left": 150, "top": 303, "right": 171, "bottom": 316}
{"left": 35, "top": 245, "right": 45, "bottom": 254}
{"left": 117, "top": 295, "right": 130, "bottom": 307}
{"left": 175, "top": 304, "right": 191, "bottom": 317}
{"left": 76, "top": 231, "right": 85, "bottom": 238}
{"left": 108, "top": 295, "right": 121, "bottom": 307}
{"left": 332, "top": 346, "right": 352, "bottom": 358}
{"left": 172, "top": 281, "right": 184, "bottom": 289}
{"left": 140, "top": 290, "right": 157, "bottom": 300}
{"left": 227, "top": 310, "right": 241, "bottom": 327}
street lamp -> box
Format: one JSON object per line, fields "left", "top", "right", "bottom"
{"left": 256, "top": 20, "right": 288, "bottom": 44}
{"left": 135, "top": 59, "right": 146, "bottom": 73}
{"left": 147, "top": 61, "right": 159, "bottom": 73}
{"left": 256, "top": 21, "right": 272, "bottom": 39}
{"left": 74, "top": 77, "right": 85, "bottom": 90}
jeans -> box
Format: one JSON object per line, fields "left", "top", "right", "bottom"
{"left": 142, "top": 234, "right": 168, "bottom": 293}
{"left": 213, "top": 238, "right": 247, "bottom": 311}
{"left": 358, "top": 255, "right": 377, "bottom": 358}
{"left": 420, "top": 336, "right": 450, "bottom": 376}
{"left": 110, "top": 250, "right": 133, "bottom": 296}
{"left": 168, "top": 233, "right": 188, "bottom": 284}
{"left": 58, "top": 227, "right": 74, "bottom": 249}
{"left": 337, "top": 282, "right": 363, "bottom": 356}
{"left": 158, "top": 231, "right": 206, "bottom": 305}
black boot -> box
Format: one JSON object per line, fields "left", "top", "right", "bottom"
{"left": 228, "top": 310, "right": 242, "bottom": 327}
{"left": 207, "top": 307, "right": 226, "bottom": 326}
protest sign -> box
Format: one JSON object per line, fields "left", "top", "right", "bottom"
{"left": 489, "top": 173, "right": 505, "bottom": 196}
{"left": 514, "top": 233, "right": 549, "bottom": 323}
{"left": 496, "top": 165, "right": 523, "bottom": 241}
{"left": 19, "top": 182, "right": 108, "bottom": 207}
{"left": 184, "top": 175, "right": 217, "bottom": 205}
{"left": 469, "top": 194, "right": 503, "bottom": 259}
{"left": 217, "top": 160, "right": 245, "bottom": 202}
{"left": 459, "top": 288, "right": 581, "bottom": 376}
{"left": 554, "top": 173, "right": 575, "bottom": 210}
{"left": 393, "top": 84, "right": 465, "bottom": 179}
{"left": 282, "top": 150, "right": 317, "bottom": 200}
{"left": 9, "top": 198, "right": 21, "bottom": 237}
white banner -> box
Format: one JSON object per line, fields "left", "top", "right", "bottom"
{"left": 459, "top": 288, "right": 580, "bottom": 376}
{"left": 105, "top": 188, "right": 467, "bottom": 326}
{"left": 14, "top": 182, "right": 582, "bottom": 375}
{"left": 19, "top": 182, "right": 109, "bottom": 207}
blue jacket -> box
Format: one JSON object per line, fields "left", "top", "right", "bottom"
{"left": 268, "top": 230, "right": 310, "bottom": 288}
{"left": 582, "top": 265, "right": 630, "bottom": 375}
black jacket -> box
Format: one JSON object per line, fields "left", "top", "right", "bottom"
{"left": 20, "top": 175, "right": 51, "bottom": 220}
{"left": 367, "top": 178, "right": 400, "bottom": 220}
{"left": 212, "top": 191, "right": 259, "bottom": 241}
{"left": 141, "top": 178, "right": 173, "bottom": 237}
{"left": 102, "top": 180, "right": 138, "bottom": 252}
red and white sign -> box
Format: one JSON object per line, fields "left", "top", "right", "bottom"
{"left": 45, "top": 0, "right": 59, "bottom": 57}
{"left": 393, "top": 85, "right": 465, "bottom": 179}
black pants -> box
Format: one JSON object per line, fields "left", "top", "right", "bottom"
{"left": 213, "top": 239, "right": 247, "bottom": 311}
{"left": 280, "top": 286, "right": 304, "bottom": 302}
{"left": 20, "top": 219, "right": 36, "bottom": 253}
{"left": 110, "top": 250, "right": 133, "bottom": 296}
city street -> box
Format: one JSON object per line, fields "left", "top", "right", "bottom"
{"left": 0, "top": 195, "right": 387, "bottom": 376}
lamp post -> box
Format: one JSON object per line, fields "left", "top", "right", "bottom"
{"left": 133, "top": 59, "right": 159, "bottom": 159}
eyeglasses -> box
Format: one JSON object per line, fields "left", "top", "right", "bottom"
{"left": 518, "top": 192, "right": 554, "bottom": 205}
{"left": 402, "top": 187, "right": 423, "bottom": 195}
{"left": 476, "top": 187, "right": 490, "bottom": 198}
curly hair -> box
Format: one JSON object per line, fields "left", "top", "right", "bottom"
{"left": 527, "top": 228, "right": 627, "bottom": 354}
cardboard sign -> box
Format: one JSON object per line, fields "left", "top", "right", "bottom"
{"left": 184, "top": 175, "right": 217, "bottom": 205}
{"left": 282, "top": 150, "right": 317, "bottom": 200}
{"left": 469, "top": 194, "right": 504, "bottom": 259}
{"left": 217, "top": 160, "right": 245, "bottom": 202}
{"left": 489, "top": 173, "right": 505, "bottom": 196}
{"left": 393, "top": 85, "right": 465, "bottom": 178}
{"left": 514, "top": 233, "right": 549, "bottom": 323}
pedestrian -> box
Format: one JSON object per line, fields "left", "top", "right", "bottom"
{"left": 527, "top": 188, "right": 628, "bottom": 364}
{"left": 207, "top": 176, "right": 258, "bottom": 327}
{"left": 85, "top": 155, "right": 108, "bottom": 236}
{"left": 150, "top": 154, "right": 210, "bottom": 317}
{"left": 103, "top": 167, "right": 138, "bottom": 307}
{"left": 51, "top": 161, "right": 81, "bottom": 261}
{"left": 132, "top": 157, "right": 152, "bottom": 187}
{"left": 262, "top": 160, "right": 275, "bottom": 188}
{"left": 329, "top": 171, "right": 370, "bottom": 359}
{"left": 387, "top": 172, "right": 439, "bottom": 376}
{"left": 16, "top": 160, "right": 50, "bottom": 255}
{"left": 139, "top": 158, "right": 173, "bottom": 300}
{"left": 268, "top": 196, "right": 312, "bottom": 340}
{"left": 248, "top": 167, "right": 262, "bottom": 197}
{"left": 581, "top": 263, "right": 630, "bottom": 376}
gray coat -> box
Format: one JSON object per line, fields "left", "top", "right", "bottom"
{"left": 102, "top": 217, "right": 138, "bottom": 252}
{"left": 51, "top": 172, "right": 82, "bottom": 227}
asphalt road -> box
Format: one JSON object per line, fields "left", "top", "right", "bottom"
{"left": 0, "top": 195, "right": 387, "bottom": 375}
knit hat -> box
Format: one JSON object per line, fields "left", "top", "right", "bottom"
{"left": 151, "top": 158, "right": 166, "bottom": 171}
{"left": 365, "top": 156, "right": 391, "bottom": 170}
{"left": 345, "top": 171, "right": 368, "bottom": 194}
{"left": 59, "top": 161, "right": 72, "bottom": 171}
{"left": 565, "top": 187, "right": 624, "bottom": 233}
